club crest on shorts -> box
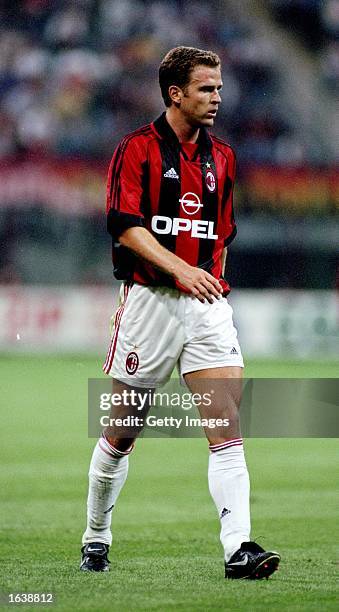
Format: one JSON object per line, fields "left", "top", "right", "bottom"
{"left": 126, "top": 351, "right": 139, "bottom": 375}
{"left": 205, "top": 170, "right": 216, "bottom": 192}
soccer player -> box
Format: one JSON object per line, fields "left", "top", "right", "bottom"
{"left": 80, "top": 46, "right": 280, "bottom": 579}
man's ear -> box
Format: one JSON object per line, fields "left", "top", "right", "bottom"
{"left": 168, "top": 85, "right": 183, "bottom": 105}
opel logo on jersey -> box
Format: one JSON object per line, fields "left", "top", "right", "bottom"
{"left": 206, "top": 170, "right": 216, "bottom": 193}
{"left": 151, "top": 216, "right": 218, "bottom": 239}
{"left": 179, "top": 192, "right": 203, "bottom": 215}
{"left": 126, "top": 351, "right": 139, "bottom": 375}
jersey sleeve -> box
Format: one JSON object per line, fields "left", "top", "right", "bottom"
{"left": 106, "top": 137, "right": 147, "bottom": 241}
{"left": 222, "top": 147, "right": 237, "bottom": 246}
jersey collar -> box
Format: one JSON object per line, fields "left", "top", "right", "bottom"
{"left": 152, "top": 112, "right": 213, "bottom": 160}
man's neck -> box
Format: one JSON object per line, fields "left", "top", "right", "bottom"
{"left": 165, "top": 108, "right": 200, "bottom": 143}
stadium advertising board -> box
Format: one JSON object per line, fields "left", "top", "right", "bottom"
{"left": 0, "top": 286, "right": 337, "bottom": 357}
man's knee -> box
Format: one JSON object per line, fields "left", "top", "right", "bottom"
{"left": 104, "top": 436, "right": 135, "bottom": 453}
{"left": 206, "top": 409, "right": 240, "bottom": 447}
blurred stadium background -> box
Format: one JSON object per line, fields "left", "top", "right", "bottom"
{"left": 0, "top": 0, "right": 338, "bottom": 361}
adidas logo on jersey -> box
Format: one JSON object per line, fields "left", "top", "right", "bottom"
{"left": 230, "top": 347, "right": 238, "bottom": 355}
{"left": 164, "top": 167, "right": 179, "bottom": 179}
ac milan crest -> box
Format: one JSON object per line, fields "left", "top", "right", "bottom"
{"left": 126, "top": 351, "right": 139, "bottom": 375}
{"left": 205, "top": 170, "right": 216, "bottom": 192}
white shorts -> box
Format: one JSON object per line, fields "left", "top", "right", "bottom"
{"left": 103, "top": 283, "right": 243, "bottom": 387}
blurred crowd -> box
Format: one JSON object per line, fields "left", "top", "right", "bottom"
{"left": 0, "top": 0, "right": 322, "bottom": 164}
{"left": 270, "top": 0, "right": 339, "bottom": 93}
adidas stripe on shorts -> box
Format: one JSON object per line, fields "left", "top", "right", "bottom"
{"left": 103, "top": 283, "right": 244, "bottom": 387}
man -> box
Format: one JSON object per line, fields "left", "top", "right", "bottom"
{"left": 80, "top": 46, "right": 280, "bottom": 579}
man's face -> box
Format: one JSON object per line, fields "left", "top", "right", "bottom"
{"left": 178, "top": 64, "right": 222, "bottom": 127}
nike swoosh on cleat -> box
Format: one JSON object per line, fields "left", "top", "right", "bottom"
{"left": 228, "top": 554, "right": 248, "bottom": 566}
{"left": 87, "top": 547, "right": 104, "bottom": 553}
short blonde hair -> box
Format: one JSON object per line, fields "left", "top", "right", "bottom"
{"left": 159, "top": 46, "right": 221, "bottom": 107}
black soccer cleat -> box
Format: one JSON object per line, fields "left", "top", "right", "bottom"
{"left": 225, "top": 541, "right": 280, "bottom": 580}
{"left": 80, "top": 542, "right": 110, "bottom": 572}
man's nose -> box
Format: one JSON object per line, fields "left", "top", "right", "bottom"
{"left": 212, "top": 90, "right": 221, "bottom": 104}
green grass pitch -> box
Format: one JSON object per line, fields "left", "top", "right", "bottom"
{"left": 1, "top": 355, "right": 338, "bottom": 611}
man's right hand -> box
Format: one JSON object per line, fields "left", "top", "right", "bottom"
{"left": 174, "top": 262, "right": 223, "bottom": 303}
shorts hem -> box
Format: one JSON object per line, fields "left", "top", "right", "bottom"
{"left": 106, "top": 370, "right": 171, "bottom": 388}
{"left": 181, "top": 359, "right": 244, "bottom": 377}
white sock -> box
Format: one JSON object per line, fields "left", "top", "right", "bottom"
{"left": 82, "top": 435, "right": 133, "bottom": 546}
{"left": 208, "top": 438, "right": 251, "bottom": 562}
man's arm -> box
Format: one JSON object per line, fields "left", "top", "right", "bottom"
{"left": 119, "top": 226, "right": 222, "bottom": 303}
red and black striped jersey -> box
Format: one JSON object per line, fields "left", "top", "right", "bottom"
{"left": 106, "top": 112, "right": 237, "bottom": 294}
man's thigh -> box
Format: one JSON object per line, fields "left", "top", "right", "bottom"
{"left": 104, "top": 379, "right": 155, "bottom": 451}
{"left": 184, "top": 366, "right": 243, "bottom": 443}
